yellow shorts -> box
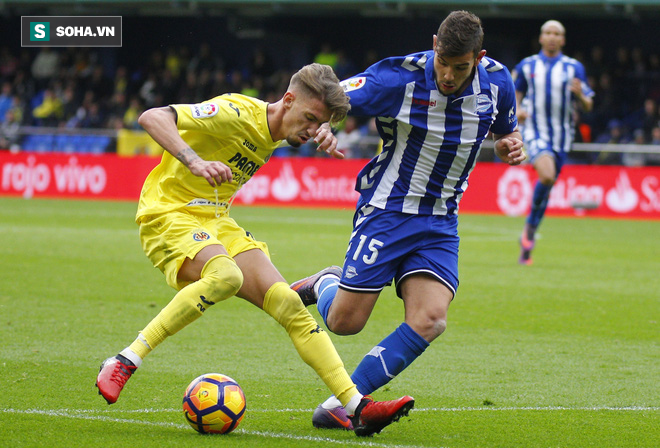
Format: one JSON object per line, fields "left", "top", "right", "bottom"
{"left": 139, "top": 210, "right": 269, "bottom": 290}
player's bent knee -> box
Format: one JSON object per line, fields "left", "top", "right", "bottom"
{"left": 409, "top": 311, "right": 447, "bottom": 342}
{"left": 263, "top": 283, "right": 307, "bottom": 328}
{"left": 433, "top": 318, "right": 447, "bottom": 337}
{"left": 420, "top": 317, "right": 446, "bottom": 342}
{"left": 276, "top": 289, "right": 307, "bottom": 325}
{"left": 540, "top": 177, "right": 555, "bottom": 187}
{"left": 326, "top": 313, "right": 366, "bottom": 336}
{"left": 201, "top": 254, "right": 244, "bottom": 303}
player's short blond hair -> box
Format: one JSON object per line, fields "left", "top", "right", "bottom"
{"left": 289, "top": 63, "right": 351, "bottom": 125}
{"left": 541, "top": 20, "right": 565, "bottom": 35}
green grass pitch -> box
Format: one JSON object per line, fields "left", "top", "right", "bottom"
{"left": 0, "top": 197, "right": 657, "bottom": 447}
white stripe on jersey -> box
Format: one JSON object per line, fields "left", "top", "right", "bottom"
{"left": 560, "top": 64, "right": 575, "bottom": 148}
{"left": 368, "top": 123, "right": 408, "bottom": 209}
{"left": 405, "top": 90, "right": 448, "bottom": 214}
{"left": 396, "top": 81, "right": 415, "bottom": 124}
{"left": 530, "top": 60, "right": 548, "bottom": 145}
{"left": 550, "top": 61, "right": 563, "bottom": 146}
{"left": 367, "top": 82, "right": 417, "bottom": 208}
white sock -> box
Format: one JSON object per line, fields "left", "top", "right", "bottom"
{"left": 119, "top": 348, "right": 143, "bottom": 368}
{"left": 344, "top": 393, "right": 363, "bottom": 416}
{"left": 321, "top": 395, "right": 343, "bottom": 410}
{"left": 313, "top": 273, "right": 339, "bottom": 296}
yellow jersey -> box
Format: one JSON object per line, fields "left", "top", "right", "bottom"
{"left": 136, "top": 94, "right": 279, "bottom": 222}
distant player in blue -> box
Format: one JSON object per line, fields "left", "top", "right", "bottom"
{"left": 291, "top": 10, "right": 526, "bottom": 430}
{"left": 513, "top": 20, "right": 594, "bottom": 264}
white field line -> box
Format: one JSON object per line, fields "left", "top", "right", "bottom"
{"left": 2, "top": 406, "right": 656, "bottom": 448}
{"left": 3, "top": 405, "right": 655, "bottom": 414}
{"left": 0, "top": 407, "right": 429, "bottom": 448}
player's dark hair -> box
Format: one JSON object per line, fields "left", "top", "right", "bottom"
{"left": 435, "top": 10, "right": 484, "bottom": 58}
{"left": 289, "top": 63, "right": 351, "bottom": 125}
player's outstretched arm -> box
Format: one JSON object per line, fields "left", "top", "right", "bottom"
{"left": 493, "top": 131, "right": 526, "bottom": 166}
{"left": 138, "top": 107, "right": 232, "bottom": 186}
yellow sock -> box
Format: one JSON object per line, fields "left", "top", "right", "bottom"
{"left": 129, "top": 254, "right": 243, "bottom": 360}
{"left": 262, "top": 282, "right": 359, "bottom": 407}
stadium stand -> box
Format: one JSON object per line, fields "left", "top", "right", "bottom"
{"left": 0, "top": 9, "right": 658, "bottom": 164}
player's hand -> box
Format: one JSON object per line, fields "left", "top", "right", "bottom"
{"left": 569, "top": 78, "right": 582, "bottom": 96}
{"left": 569, "top": 79, "right": 592, "bottom": 111}
{"left": 315, "top": 123, "right": 344, "bottom": 159}
{"left": 569, "top": 79, "right": 587, "bottom": 102}
{"left": 188, "top": 159, "right": 233, "bottom": 186}
{"left": 495, "top": 136, "right": 526, "bottom": 166}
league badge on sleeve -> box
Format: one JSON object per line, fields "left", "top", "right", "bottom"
{"left": 341, "top": 77, "right": 366, "bottom": 92}
{"left": 190, "top": 103, "right": 219, "bottom": 118}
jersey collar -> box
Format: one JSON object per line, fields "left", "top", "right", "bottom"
{"left": 539, "top": 50, "right": 563, "bottom": 63}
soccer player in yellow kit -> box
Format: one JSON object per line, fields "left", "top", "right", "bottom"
{"left": 95, "top": 63, "right": 413, "bottom": 436}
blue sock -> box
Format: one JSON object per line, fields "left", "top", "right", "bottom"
{"left": 527, "top": 181, "right": 552, "bottom": 228}
{"left": 316, "top": 276, "right": 339, "bottom": 327}
{"left": 351, "top": 323, "right": 429, "bottom": 395}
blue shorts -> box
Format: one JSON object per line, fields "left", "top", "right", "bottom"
{"left": 339, "top": 202, "right": 459, "bottom": 299}
{"left": 525, "top": 138, "right": 566, "bottom": 174}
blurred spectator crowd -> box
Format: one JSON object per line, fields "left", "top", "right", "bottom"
{"left": 577, "top": 46, "right": 660, "bottom": 146}
{"left": 0, "top": 41, "right": 659, "bottom": 161}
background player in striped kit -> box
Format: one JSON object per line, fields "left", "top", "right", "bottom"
{"left": 513, "top": 20, "right": 594, "bottom": 264}
{"left": 291, "top": 10, "right": 526, "bottom": 429}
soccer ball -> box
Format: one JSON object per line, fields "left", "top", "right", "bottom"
{"left": 182, "top": 373, "right": 246, "bottom": 434}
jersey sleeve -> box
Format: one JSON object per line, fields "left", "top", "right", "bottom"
{"left": 512, "top": 60, "right": 527, "bottom": 93}
{"left": 171, "top": 97, "right": 243, "bottom": 135}
{"left": 575, "top": 62, "right": 595, "bottom": 98}
{"left": 341, "top": 58, "right": 407, "bottom": 118}
{"left": 490, "top": 65, "right": 519, "bottom": 136}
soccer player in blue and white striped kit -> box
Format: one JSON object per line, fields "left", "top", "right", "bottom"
{"left": 513, "top": 20, "right": 594, "bottom": 264}
{"left": 291, "top": 10, "right": 526, "bottom": 429}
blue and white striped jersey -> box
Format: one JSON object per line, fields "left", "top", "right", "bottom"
{"left": 341, "top": 51, "right": 517, "bottom": 216}
{"left": 513, "top": 51, "right": 594, "bottom": 155}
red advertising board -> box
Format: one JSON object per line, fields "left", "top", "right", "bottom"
{"left": 463, "top": 163, "right": 660, "bottom": 219}
{"left": 233, "top": 157, "right": 362, "bottom": 208}
{"left": 0, "top": 152, "right": 158, "bottom": 200}
{"left": 1, "top": 151, "right": 659, "bottom": 219}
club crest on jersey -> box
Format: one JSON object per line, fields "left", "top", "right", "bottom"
{"left": 341, "top": 77, "right": 366, "bottom": 92}
{"left": 192, "top": 231, "right": 211, "bottom": 241}
{"left": 190, "top": 103, "right": 219, "bottom": 118}
{"left": 476, "top": 94, "right": 492, "bottom": 113}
